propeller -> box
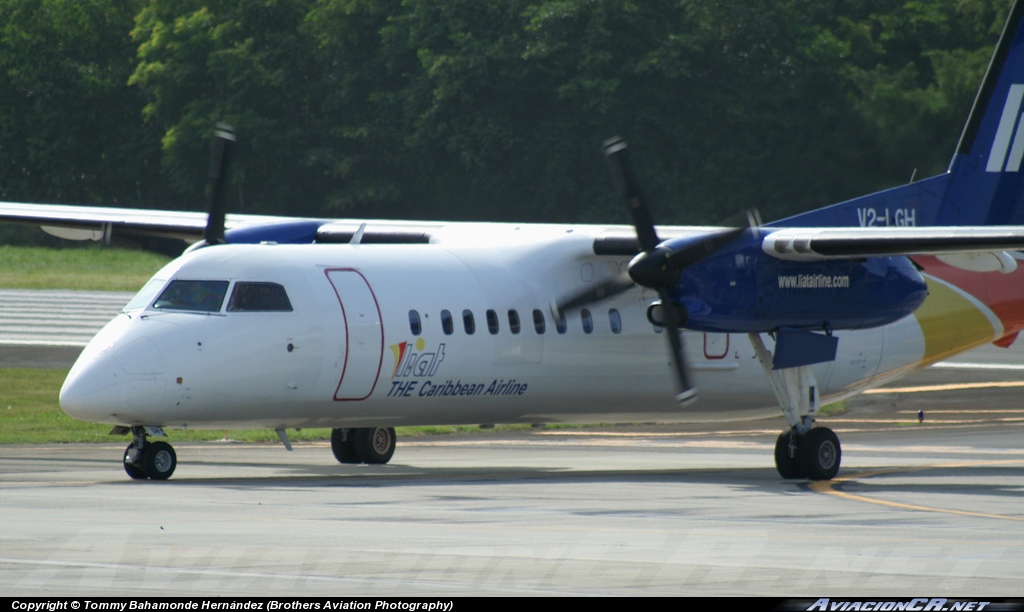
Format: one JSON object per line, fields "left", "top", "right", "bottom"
{"left": 203, "top": 123, "right": 236, "bottom": 246}
{"left": 604, "top": 136, "right": 699, "bottom": 404}
{"left": 553, "top": 136, "right": 757, "bottom": 405}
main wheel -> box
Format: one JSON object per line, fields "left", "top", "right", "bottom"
{"left": 123, "top": 443, "right": 148, "bottom": 480}
{"left": 798, "top": 427, "right": 841, "bottom": 481}
{"left": 331, "top": 428, "right": 361, "bottom": 464}
{"left": 141, "top": 441, "right": 177, "bottom": 480}
{"left": 353, "top": 427, "right": 396, "bottom": 464}
{"left": 774, "top": 430, "right": 804, "bottom": 479}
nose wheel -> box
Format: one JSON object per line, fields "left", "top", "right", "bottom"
{"left": 123, "top": 443, "right": 148, "bottom": 480}
{"left": 123, "top": 429, "right": 177, "bottom": 480}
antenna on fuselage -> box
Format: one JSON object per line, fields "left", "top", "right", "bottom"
{"left": 204, "top": 123, "right": 236, "bottom": 246}
{"left": 350, "top": 223, "right": 367, "bottom": 245}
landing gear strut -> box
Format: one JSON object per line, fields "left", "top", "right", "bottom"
{"left": 331, "top": 427, "right": 396, "bottom": 465}
{"left": 123, "top": 426, "right": 177, "bottom": 480}
{"left": 750, "top": 333, "right": 842, "bottom": 481}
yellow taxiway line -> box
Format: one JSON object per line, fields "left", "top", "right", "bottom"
{"left": 866, "top": 381, "right": 1024, "bottom": 393}
{"left": 810, "top": 460, "right": 1024, "bottom": 522}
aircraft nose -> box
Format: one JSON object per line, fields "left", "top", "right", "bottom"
{"left": 59, "top": 352, "right": 123, "bottom": 423}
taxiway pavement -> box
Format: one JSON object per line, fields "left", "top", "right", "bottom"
{"left": 2, "top": 421, "right": 1023, "bottom": 596}
{"left": 2, "top": 291, "right": 1024, "bottom": 596}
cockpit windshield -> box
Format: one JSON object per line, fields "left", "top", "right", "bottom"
{"left": 123, "top": 278, "right": 166, "bottom": 311}
{"left": 153, "top": 280, "right": 230, "bottom": 313}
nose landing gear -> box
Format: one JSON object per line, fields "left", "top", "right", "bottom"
{"left": 123, "top": 427, "right": 177, "bottom": 480}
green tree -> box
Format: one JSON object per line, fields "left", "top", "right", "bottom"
{"left": 11, "top": 0, "right": 1006, "bottom": 226}
{"left": 817, "top": 0, "right": 1010, "bottom": 190}
{"left": 0, "top": 0, "right": 165, "bottom": 207}
{"left": 131, "top": 0, "right": 337, "bottom": 214}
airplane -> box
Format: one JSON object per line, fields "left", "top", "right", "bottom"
{"left": 7, "top": 3, "right": 1024, "bottom": 482}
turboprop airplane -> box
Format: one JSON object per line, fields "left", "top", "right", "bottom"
{"left": 8, "top": 3, "right": 1024, "bottom": 482}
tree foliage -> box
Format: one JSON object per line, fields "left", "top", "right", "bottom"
{"left": 0, "top": 0, "right": 166, "bottom": 206}
{"left": 0, "top": 0, "right": 1013, "bottom": 224}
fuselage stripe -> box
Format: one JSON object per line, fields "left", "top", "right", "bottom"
{"left": 912, "top": 273, "right": 1002, "bottom": 366}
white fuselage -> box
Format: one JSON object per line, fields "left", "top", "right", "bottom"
{"left": 59, "top": 223, "right": 941, "bottom": 430}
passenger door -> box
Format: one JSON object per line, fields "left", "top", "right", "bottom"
{"left": 325, "top": 269, "right": 384, "bottom": 401}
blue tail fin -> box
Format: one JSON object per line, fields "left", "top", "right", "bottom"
{"left": 776, "top": 1, "right": 1024, "bottom": 228}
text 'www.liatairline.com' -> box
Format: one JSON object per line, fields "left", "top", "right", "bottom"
{"left": 778, "top": 274, "right": 851, "bottom": 289}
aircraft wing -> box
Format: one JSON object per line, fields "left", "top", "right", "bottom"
{"left": 0, "top": 200, "right": 704, "bottom": 247}
{"left": 762, "top": 226, "right": 1024, "bottom": 260}
{"left": 0, "top": 201, "right": 299, "bottom": 242}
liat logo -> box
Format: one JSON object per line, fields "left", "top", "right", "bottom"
{"left": 390, "top": 338, "right": 446, "bottom": 378}
{"left": 386, "top": 337, "right": 527, "bottom": 399}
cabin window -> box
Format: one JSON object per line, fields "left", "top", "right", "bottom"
{"left": 609, "top": 309, "right": 622, "bottom": 334}
{"left": 532, "top": 309, "right": 546, "bottom": 334}
{"left": 581, "top": 308, "right": 593, "bottom": 334}
{"left": 153, "top": 280, "right": 229, "bottom": 313}
{"left": 227, "top": 282, "right": 293, "bottom": 312}
{"left": 463, "top": 309, "right": 476, "bottom": 335}
{"left": 409, "top": 310, "right": 422, "bottom": 336}
{"left": 441, "top": 309, "right": 454, "bottom": 335}
{"left": 555, "top": 315, "right": 567, "bottom": 334}
{"left": 508, "top": 309, "right": 521, "bottom": 334}
{"left": 486, "top": 309, "right": 500, "bottom": 335}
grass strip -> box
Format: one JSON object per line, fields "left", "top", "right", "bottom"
{"left": 0, "top": 245, "right": 171, "bottom": 291}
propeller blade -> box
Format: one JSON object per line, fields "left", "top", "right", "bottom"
{"left": 658, "top": 288, "right": 697, "bottom": 405}
{"left": 603, "top": 136, "right": 696, "bottom": 403}
{"left": 204, "top": 123, "right": 236, "bottom": 246}
{"left": 551, "top": 273, "right": 635, "bottom": 322}
{"left": 603, "top": 136, "right": 661, "bottom": 252}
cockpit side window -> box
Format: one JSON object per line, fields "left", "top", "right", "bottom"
{"left": 227, "top": 282, "right": 293, "bottom": 312}
{"left": 153, "top": 280, "right": 229, "bottom": 313}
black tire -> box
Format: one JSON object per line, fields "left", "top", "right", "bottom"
{"left": 353, "top": 427, "right": 396, "bottom": 464}
{"left": 123, "top": 443, "right": 148, "bottom": 480}
{"left": 141, "top": 441, "right": 177, "bottom": 480}
{"left": 798, "top": 427, "right": 841, "bottom": 481}
{"left": 331, "top": 428, "right": 361, "bottom": 464}
{"left": 774, "top": 430, "right": 804, "bottom": 479}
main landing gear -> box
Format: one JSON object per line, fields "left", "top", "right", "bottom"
{"left": 774, "top": 426, "right": 841, "bottom": 481}
{"left": 331, "top": 427, "right": 397, "bottom": 465}
{"left": 749, "top": 333, "right": 842, "bottom": 481}
{"left": 122, "top": 426, "right": 177, "bottom": 480}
